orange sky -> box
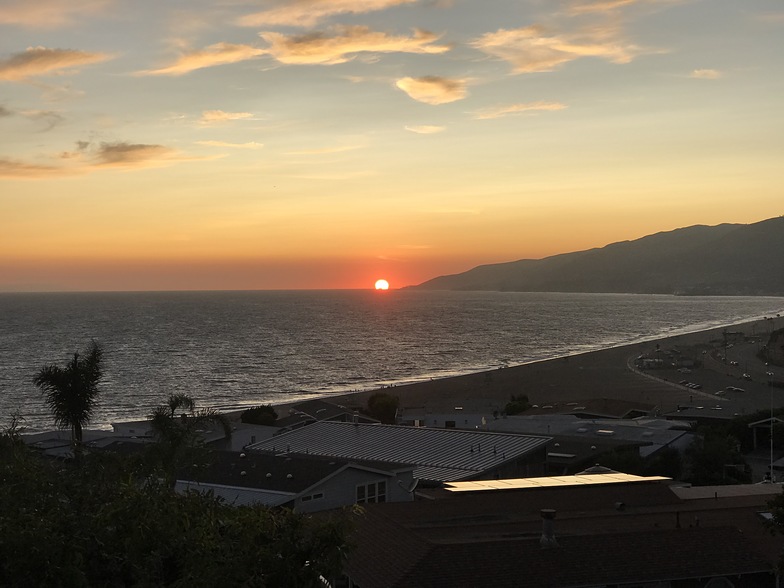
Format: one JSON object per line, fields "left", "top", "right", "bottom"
{"left": 2, "top": 0, "right": 783, "bottom": 291}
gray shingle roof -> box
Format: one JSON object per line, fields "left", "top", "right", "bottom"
{"left": 247, "top": 421, "right": 550, "bottom": 481}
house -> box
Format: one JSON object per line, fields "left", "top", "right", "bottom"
{"left": 175, "top": 450, "right": 416, "bottom": 512}
{"left": 484, "top": 414, "right": 693, "bottom": 474}
{"left": 274, "top": 399, "right": 379, "bottom": 432}
{"left": 246, "top": 421, "right": 551, "bottom": 483}
{"left": 396, "top": 404, "right": 500, "bottom": 429}
{"left": 340, "top": 474, "right": 784, "bottom": 587}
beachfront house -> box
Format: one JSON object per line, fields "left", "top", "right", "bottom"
{"left": 175, "top": 450, "right": 415, "bottom": 512}
{"left": 486, "top": 413, "right": 694, "bottom": 474}
{"left": 274, "top": 399, "right": 379, "bottom": 433}
{"left": 246, "top": 421, "right": 551, "bottom": 484}
{"left": 341, "top": 474, "right": 783, "bottom": 587}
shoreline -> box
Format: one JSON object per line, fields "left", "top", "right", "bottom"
{"left": 270, "top": 310, "right": 784, "bottom": 407}
{"left": 315, "top": 315, "right": 782, "bottom": 417}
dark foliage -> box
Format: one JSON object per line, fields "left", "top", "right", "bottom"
{"left": 684, "top": 426, "right": 751, "bottom": 485}
{"left": 504, "top": 394, "right": 530, "bottom": 415}
{"left": 241, "top": 404, "right": 278, "bottom": 426}
{"left": 0, "top": 427, "right": 351, "bottom": 587}
{"left": 366, "top": 392, "right": 399, "bottom": 424}
{"left": 33, "top": 340, "right": 103, "bottom": 448}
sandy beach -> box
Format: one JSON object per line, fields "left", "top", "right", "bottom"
{"left": 322, "top": 317, "right": 782, "bottom": 418}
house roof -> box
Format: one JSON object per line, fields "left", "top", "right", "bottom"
{"left": 177, "top": 450, "right": 350, "bottom": 493}
{"left": 175, "top": 481, "right": 296, "bottom": 508}
{"left": 385, "top": 527, "right": 773, "bottom": 588}
{"left": 246, "top": 421, "right": 551, "bottom": 482}
{"left": 344, "top": 480, "right": 782, "bottom": 588}
{"left": 274, "top": 398, "right": 377, "bottom": 428}
{"left": 489, "top": 414, "right": 691, "bottom": 449}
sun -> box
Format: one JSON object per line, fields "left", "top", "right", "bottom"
{"left": 374, "top": 279, "right": 390, "bottom": 290}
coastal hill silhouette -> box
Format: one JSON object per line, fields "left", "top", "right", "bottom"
{"left": 412, "top": 216, "right": 784, "bottom": 295}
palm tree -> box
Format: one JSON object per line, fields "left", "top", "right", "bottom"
{"left": 148, "top": 393, "right": 232, "bottom": 484}
{"left": 33, "top": 340, "right": 103, "bottom": 451}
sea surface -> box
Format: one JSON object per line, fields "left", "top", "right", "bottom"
{"left": 1, "top": 290, "right": 783, "bottom": 432}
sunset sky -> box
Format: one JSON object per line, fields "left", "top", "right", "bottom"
{"left": 1, "top": 0, "right": 782, "bottom": 291}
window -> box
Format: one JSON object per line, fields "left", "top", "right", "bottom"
{"left": 301, "top": 492, "right": 324, "bottom": 503}
{"left": 356, "top": 480, "right": 387, "bottom": 504}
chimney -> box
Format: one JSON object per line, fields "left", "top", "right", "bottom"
{"left": 353, "top": 410, "right": 359, "bottom": 425}
{"left": 540, "top": 509, "right": 558, "bottom": 548}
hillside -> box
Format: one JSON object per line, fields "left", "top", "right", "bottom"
{"left": 412, "top": 216, "right": 784, "bottom": 295}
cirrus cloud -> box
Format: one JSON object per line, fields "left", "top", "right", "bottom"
{"left": 90, "top": 141, "right": 178, "bottom": 168}
{"left": 395, "top": 76, "right": 467, "bottom": 105}
{"left": 690, "top": 68, "right": 722, "bottom": 80}
{"left": 259, "top": 26, "right": 450, "bottom": 66}
{"left": 470, "top": 25, "right": 641, "bottom": 73}
{"left": 197, "top": 140, "right": 264, "bottom": 149}
{"left": 138, "top": 43, "right": 264, "bottom": 76}
{"left": 473, "top": 101, "right": 567, "bottom": 120}
{"left": 238, "top": 0, "right": 419, "bottom": 28}
{"left": 0, "top": 0, "right": 110, "bottom": 29}
{"left": 199, "top": 110, "right": 255, "bottom": 124}
{"left": 404, "top": 125, "right": 445, "bottom": 134}
{"left": 0, "top": 157, "right": 71, "bottom": 179}
{"left": 0, "top": 46, "right": 112, "bottom": 81}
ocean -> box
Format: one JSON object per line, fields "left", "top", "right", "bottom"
{"left": 1, "top": 290, "right": 783, "bottom": 432}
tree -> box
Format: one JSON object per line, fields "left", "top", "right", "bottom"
{"left": 0, "top": 426, "right": 352, "bottom": 587}
{"left": 241, "top": 404, "right": 278, "bottom": 426}
{"left": 148, "top": 393, "right": 232, "bottom": 484}
{"left": 504, "top": 394, "right": 530, "bottom": 415}
{"left": 367, "top": 392, "right": 399, "bottom": 424}
{"left": 684, "top": 427, "right": 750, "bottom": 485}
{"left": 33, "top": 340, "right": 103, "bottom": 450}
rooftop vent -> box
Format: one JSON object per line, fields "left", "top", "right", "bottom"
{"left": 540, "top": 509, "right": 558, "bottom": 549}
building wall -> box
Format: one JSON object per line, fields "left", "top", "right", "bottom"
{"left": 478, "top": 445, "right": 548, "bottom": 480}
{"left": 294, "top": 468, "right": 415, "bottom": 513}
{"left": 398, "top": 411, "right": 497, "bottom": 430}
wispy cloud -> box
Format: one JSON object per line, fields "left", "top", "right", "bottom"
{"left": 0, "top": 46, "right": 112, "bottom": 81}
{"left": 259, "top": 26, "right": 450, "bottom": 65}
{"left": 689, "top": 68, "right": 722, "bottom": 80}
{"left": 90, "top": 141, "right": 178, "bottom": 168}
{"left": 404, "top": 124, "right": 445, "bottom": 134}
{"left": 21, "top": 109, "right": 65, "bottom": 131}
{"left": 138, "top": 43, "right": 264, "bottom": 76}
{"left": 286, "top": 145, "right": 362, "bottom": 155}
{"left": 238, "top": 0, "right": 418, "bottom": 28}
{"left": 2, "top": 139, "right": 223, "bottom": 179}
{"left": 472, "top": 101, "right": 567, "bottom": 120}
{"left": 0, "top": 157, "right": 71, "bottom": 179}
{"left": 0, "top": 106, "right": 65, "bottom": 130}
{"left": 199, "top": 110, "right": 255, "bottom": 124}
{"left": 564, "top": 0, "right": 638, "bottom": 14}
{"left": 470, "top": 25, "right": 641, "bottom": 73}
{"left": 395, "top": 76, "right": 467, "bottom": 105}
{"left": 563, "top": 0, "right": 682, "bottom": 15}
{"left": 197, "top": 140, "right": 264, "bottom": 149}
{"left": 0, "top": 0, "right": 110, "bottom": 29}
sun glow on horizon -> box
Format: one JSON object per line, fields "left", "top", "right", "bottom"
{"left": 374, "top": 279, "right": 390, "bottom": 290}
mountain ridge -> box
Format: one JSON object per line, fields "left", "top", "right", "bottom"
{"left": 411, "top": 216, "right": 784, "bottom": 295}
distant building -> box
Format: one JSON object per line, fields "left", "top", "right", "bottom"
{"left": 274, "top": 399, "right": 379, "bottom": 432}
{"left": 246, "top": 421, "right": 551, "bottom": 483}
{"left": 175, "top": 450, "right": 415, "bottom": 512}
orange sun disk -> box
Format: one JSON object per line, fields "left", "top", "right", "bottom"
{"left": 374, "top": 279, "right": 390, "bottom": 290}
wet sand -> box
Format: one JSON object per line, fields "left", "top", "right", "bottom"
{"left": 322, "top": 317, "right": 779, "bottom": 416}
